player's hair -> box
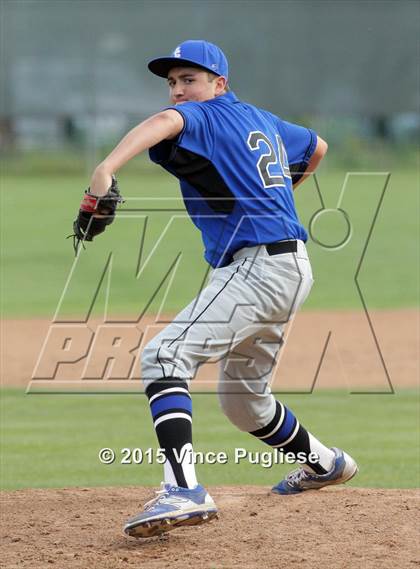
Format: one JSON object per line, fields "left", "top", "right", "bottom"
{"left": 207, "top": 72, "right": 230, "bottom": 92}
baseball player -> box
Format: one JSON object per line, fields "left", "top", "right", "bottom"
{"left": 72, "top": 40, "right": 358, "bottom": 538}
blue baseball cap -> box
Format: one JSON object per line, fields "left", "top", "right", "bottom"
{"left": 148, "top": 40, "right": 228, "bottom": 79}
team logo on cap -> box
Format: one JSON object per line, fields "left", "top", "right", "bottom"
{"left": 211, "top": 63, "right": 218, "bottom": 70}
{"left": 173, "top": 46, "right": 181, "bottom": 58}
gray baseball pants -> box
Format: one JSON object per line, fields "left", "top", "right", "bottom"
{"left": 142, "top": 240, "right": 313, "bottom": 432}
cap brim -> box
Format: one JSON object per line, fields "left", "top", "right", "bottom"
{"left": 148, "top": 57, "right": 217, "bottom": 78}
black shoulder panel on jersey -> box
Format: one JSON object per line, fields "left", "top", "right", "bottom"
{"left": 168, "top": 146, "right": 235, "bottom": 215}
{"left": 289, "top": 162, "right": 308, "bottom": 185}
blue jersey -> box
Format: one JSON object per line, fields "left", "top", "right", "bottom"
{"left": 149, "top": 91, "right": 317, "bottom": 268}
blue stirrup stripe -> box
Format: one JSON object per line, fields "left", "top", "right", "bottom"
{"left": 150, "top": 394, "right": 192, "bottom": 418}
{"left": 263, "top": 408, "right": 296, "bottom": 446}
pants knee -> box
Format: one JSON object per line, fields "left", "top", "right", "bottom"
{"left": 141, "top": 337, "right": 191, "bottom": 385}
{"left": 141, "top": 340, "right": 159, "bottom": 384}
{"left": 218, "top": 389, "right": 276, "bottom": 432}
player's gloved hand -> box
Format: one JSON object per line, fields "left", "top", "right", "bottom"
{"left": 68, "top": 175, "right": 124, "bottom": 254}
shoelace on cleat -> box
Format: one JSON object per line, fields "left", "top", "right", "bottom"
{"left": 286, "top": 468, "right": 311, "bottom": 486}
{"left": 143, "top": 482, "right": 170, "bottom": 511}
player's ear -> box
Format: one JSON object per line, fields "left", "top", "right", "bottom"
{"left": 215, "top": 75, "right": 227, "bottom": 95}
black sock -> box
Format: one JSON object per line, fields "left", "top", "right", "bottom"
{"left": 249, "top": 401, "right": 332, "bottom": 475}
{"left": 146, "top": 378, "right": 197, "bottom": 488}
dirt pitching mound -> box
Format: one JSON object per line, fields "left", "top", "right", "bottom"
{"left": 1, "top": 486, "right": 418, "bottom": 569}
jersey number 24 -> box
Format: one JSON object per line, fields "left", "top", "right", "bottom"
{"left": 247, "top": 131, "right": 291, "bottom": 189}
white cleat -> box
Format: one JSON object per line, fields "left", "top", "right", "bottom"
{"left": 272, "top": 448, "right": 359, "bottom": 495}
{"left": 124, "top": 483, "right": 218, "bottom": 538}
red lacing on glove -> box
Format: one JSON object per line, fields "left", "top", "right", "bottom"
{"left": 80, "top": 193, "right": 98, "bottom": 213}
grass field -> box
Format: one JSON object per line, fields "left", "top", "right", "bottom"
{"left": 1, "top": 166, "right": 419, "bottom": 317}
{"left": 1, "top": 389, "right": 418, "bottom": 490}
{"left": 1, "top": 156, "right": 418, "bottom": 495}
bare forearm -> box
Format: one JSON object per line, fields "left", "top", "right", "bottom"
{"left": 89, "top": 110, "right": 183, "bottom": 196}
{"left": 293, "top": 136, "right": 328, "bottom": 190}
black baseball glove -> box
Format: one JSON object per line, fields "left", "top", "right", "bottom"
{"left": 69, "top": 175, "right": 124, "bottom": 254}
